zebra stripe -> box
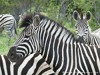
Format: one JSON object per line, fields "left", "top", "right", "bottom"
{"left": 0, "top": 14, "right": 17, "bottom": 45}
{"left": 8, "top": 13, "right": 100, "bottom": 75}
{"left": 0, "top": 52, "right": 54, "bottom": 75}
{"left": 92, "top": 28, "right": 100, "bottom": 38}
{"left": 73, "top": 10, "right": 100, "bottom": 45}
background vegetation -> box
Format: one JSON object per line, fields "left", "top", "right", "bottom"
{"left": 0, "top": 0, "right": 100, "bottom": 54}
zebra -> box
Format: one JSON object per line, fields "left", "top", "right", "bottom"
{"left": 0, "top": 50, "right": 54, "bottom": 75}
{"left": 7, "top": 13, "right": 100, "bottom": 75}
{"left": 73, "top": 10, "right": 100, "bottom": 45}
{"left": 0, "top": 14, "right": 17, "bottom": 45}
{"left": 92, "top": 28, "right": 100, "bottom": 38}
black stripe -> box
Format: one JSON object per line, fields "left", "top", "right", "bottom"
{"left": 0, "top": 16, "right": 12, "bottom": 22}
{"left": 31, "top": 53, "right": 44, "bottom": 75}
{"left": 14, "top": 57, "right": 25, "bottom": 75}
{"left": 0, "top": 19, "right": 14, "bottom": 26}
{"left": 21, "top": 53, "right": 39, "bottom": 74}
{"left": 39, "top": 67, "right": 54, "bottom": 75}
{"left": 0, "top": 56, "right": 5, "bottom": 75}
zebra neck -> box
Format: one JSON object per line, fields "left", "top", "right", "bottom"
{"left": 39, "top": 19, "right": 76, "bottom": 48}
{"left": 38, "top": 19, "right": 77, "bottom": 71}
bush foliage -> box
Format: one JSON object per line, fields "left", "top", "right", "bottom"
{"left": 0, "top": 0, "right": 100, "bottom": 54}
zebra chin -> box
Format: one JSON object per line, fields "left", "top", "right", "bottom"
{"left": 77, "top": 36, "right": 85, "bottom": 43}
{"left": 7, "top": 46, "right": 22, "bottom": 62}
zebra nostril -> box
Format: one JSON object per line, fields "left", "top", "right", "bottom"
{"left": 18, "top": 54, "right": 22, "bottom": 58}
{"left": 8, "top": 53, "right": 20, "bottom": 62}
{"left": 10, "top": 53, "right": 14, "bottom": 59}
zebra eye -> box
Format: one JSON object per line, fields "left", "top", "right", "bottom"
{"left": 26, "top": 31, "right": 31, "bottom": 36}
{"left": 86, "top": 30, "right": 88, "bottom": 31}
{"left": 86, "top": 26, "right": 89, "bottom": 28}
{"left": 34, "top": 27, "right": 38, "bottom": 30}
{"left": 34, "top": 27, "right": 37, "bottom": 30}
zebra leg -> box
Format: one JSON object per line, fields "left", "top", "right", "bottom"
{"left": 0, "top": 27, "right": 4, "bottom": 35}
{"left": 7, "top": 31, "right": 12, "bottom": 46}
{"left": 11, "top": 27, "right": 17, "bottom": 40}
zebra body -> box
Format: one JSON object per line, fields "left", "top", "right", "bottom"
{"left": 0, "top": 52, "right": 54, "bottom": 75}
{"left": 92, "top": 28, "right": 100, "bottom": 38}
{"left": 8, "top": 13, "right": 100, "bottom": 75}
{"left": 73, "top": 11, "right": 100, "bottom": 45}
{"left": 0, "top": 14, "right": 17, "bottom": 45}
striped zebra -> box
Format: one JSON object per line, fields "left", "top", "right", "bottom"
{"left": 7, "top": 13, "right": 100, "bottom": 75}
{"left": 0, "top": 14, "right": 17, "bottom": 45}
{"left": 73, "top": 10, "right": 100, "bottom": 45}
{"left": 92, "top": 28, "right": 100, "bottom": 38}
{"left": 0, "top": 50, "right": 54, "bottom": 75}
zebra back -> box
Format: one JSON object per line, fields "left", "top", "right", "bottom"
{"left": 0, "top": 52, "right": 54, "bottom": 75}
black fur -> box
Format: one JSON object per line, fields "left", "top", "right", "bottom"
{"left": 80, "top": 13, "right": 83, "bottom": 20}
{"left": 73, "top": 11, "right": 79, "bottom": 20}
{"left": 19, "top": 12, "right": 54, "bottom": 28}
{"left": 19, "top": 12, "right": 77, "bottom": 42}
{"left": 86, "top": 11, "right": 91, "bottom": 20}
{"left": 19, "top": 13, "right": 33, "bottom": 28}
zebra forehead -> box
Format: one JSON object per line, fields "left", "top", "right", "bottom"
{"left": 80, "top": 13, "right": 84, "bottom": 20}
{"left": 76, "top": 19, "right": 88, "bottom": 26}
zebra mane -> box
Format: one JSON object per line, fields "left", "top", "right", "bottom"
{"left": 19, "top": 13, "right": 33, "bottom": 28}
{"left": 39, "top": 14, "right": 79, "bottom": 42}
{"left": 20, "top": 12, "right": 76, "bottom": 40}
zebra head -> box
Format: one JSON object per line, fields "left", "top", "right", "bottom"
{"left": 7, "top": 14, "right": 41, "bottom": 62}
{"left": 73, "top": 10, "right": 91, "bottom": 40}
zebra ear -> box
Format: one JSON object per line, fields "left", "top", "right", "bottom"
{"left": 86, "top": 11, "right": 91, "bottom": 20}
{"left": 33, "top": 15, "right": 40, "bottom": 27}
{"left": 73, "top": 10, "right": 80, "bottom": 20}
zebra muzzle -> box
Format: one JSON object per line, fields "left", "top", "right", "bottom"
{"left": 7, "top": 46, "right": 20, "bottom": 62}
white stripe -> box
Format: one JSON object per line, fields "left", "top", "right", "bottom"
{"left": 45, "top": 22, "right": 55, "bottom": 61}
{"left": 68, "top": 39, "right": 74, "bottom": 75}
{"left": 49, "top": 24, "right": 57, "bottom": 69}
{"left": 93, "top": 46, "right": 100, "bottom": 72}
{"left": 36, "top": 62, "right": 53, "bottom": 75}
{"left": 78, "top": 43, "right": 89, "bottom": 75}
{"left": 17, "top": 54, "right": 34, "bottom": 75}
{"left": 86, "top": 44, "right": 95, "bottom": 61}
{"left": 63, "top": 43, "right": 69, "bottom": 75}
{"left": 17, "top": 45, "right": 28, "bottom": 54}
{"left": 1, "top": 55, "right": 8, "bottom": 75}
{"left": 55, "top": 27, "right": 62, "bottom": 66}
{"left": 44, "top": 20, "right": 50, "bottom": 30}
{"left": 41, "top": 69, "right": 54, "bottom": 75}
{"left": 73, "top": 42, "right": 77, "bottom": 75}
{"left": 56, "top": 30, "right": 66, "bottom": 74}
{"left": 77, "top": 45, "right": 85, "bottom": 73}
{"left": 41, "top": 19, "right": 48, "bottom": 42}
{"left": 10, "top": 62, "right": 16, "bottom": 75}
{"left": 82, "top": 44, "right": 96, "bottom": 75}
{"left": 43, "top": 21, "right": 54, "bottom": 58}
{"left": 26, "top": 54, "right": 42, "bottom": 75}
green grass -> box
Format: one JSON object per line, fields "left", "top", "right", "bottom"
{"left": 0, "top": 29, "right": 22, "bottom": 55}
{"left": 0, "top": 34, "right": 15, "bottom": 55}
